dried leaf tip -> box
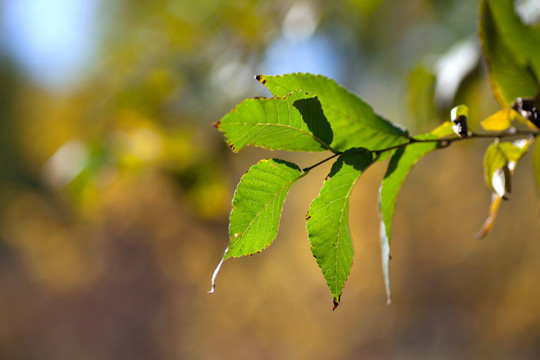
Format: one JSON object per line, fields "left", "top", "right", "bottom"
{"left": 332, "top": 296, "right": 341, "bottom": 311}
{"left": 255, "top": 74, "right": 267, "bottom": 85}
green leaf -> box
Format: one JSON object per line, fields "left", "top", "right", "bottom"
{"left": 378, "top": 123, "right": 450, "bottom": 303}
{"left": 407, "top": 65, "right": 437, "bottom": 130}
{"left": 480, "top": 0, "right": 539, "bottom": 107}
{"left": 256, "top": 73, "right": 410, "bottom": 153}
{"left": 225, "top": 158, "right": 305, "bottom": 259}
{"left": 306, "top": 148, "right": 374, "bottom": 309}
{"left": 215, "top": 90, "right": 334, "bottom": 152}
{"left": 209, "top": 158, "right": 304, "bottom": 293}
{"left": 487, "top": 0, "right": 540, "bottom": 79}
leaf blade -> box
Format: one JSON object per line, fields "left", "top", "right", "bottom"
{"left": 478, "top": 138, "right": 532, "bottom": 238}
{"left": 481, "top": 108, "right": 514, "bottom": 131}
{"left": 487, "top": 0, "right": 540, "bottom": 79}
{"left": 306, "top": 149, "right": 374, "bottom": 309}
{"left": 226, "top": 158, "right": 304, "bottom": 259}
{"left": 479, "top": 0, "right": 539, "bottom": 107}
{"left": 216, "top": 90, "right": 334, "bottom": 152}
{"left": 256, "top": 73, "right": 410, "bottom": 153}
{"left": 378, "top": 123, "right": 451, "bottom": 303}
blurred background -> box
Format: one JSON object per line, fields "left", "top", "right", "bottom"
{"left": 0, "top": 0, "right": 540, "bottom": 358}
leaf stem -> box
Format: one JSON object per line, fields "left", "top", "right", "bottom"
{"left": 302, "top": 129, "right": 538, "bottom": 172}
{"left": 303, "top": 153, "right": 342, "bottom": 172}
{"left": 374, "top": 129, "right": 539, "bottom": 155}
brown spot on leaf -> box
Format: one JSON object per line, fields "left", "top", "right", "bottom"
{"left": 305, "top": 215, "right": 311, "bottom": 221}
{"left": 212, "top": 120, "right": 220, "bottom": 128}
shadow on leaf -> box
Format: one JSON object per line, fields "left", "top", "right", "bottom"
{"left": 293, "top": 97, "right": 333, "bottom": 149}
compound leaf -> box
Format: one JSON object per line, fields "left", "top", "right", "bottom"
{"left": 306, "top": 148, "right": 373, "bottom": 309}
{"left": 215, "top": 90, "right": 334, "bottom": 152}
{"left": 256, "top": 73, "right": 410, "bottom": 154}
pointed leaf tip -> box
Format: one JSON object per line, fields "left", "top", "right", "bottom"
{"left": 307, "top": 149, "right": 374, "bottom": 307}
{"left": 379, "top": 124, "right": 447, "bottom": 305}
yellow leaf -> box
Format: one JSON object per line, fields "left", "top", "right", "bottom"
{"left": 430, "top": 121, "right": 454, "bottom": 138}
{"left": 481, "top": 108, "right": 513, "bottom": 131}
{"left": 476, "top": 194, "right": 502, "bottom": 239}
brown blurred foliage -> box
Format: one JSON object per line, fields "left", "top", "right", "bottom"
{"left": 0, "top": 0, "right": 539, "bottom": 359}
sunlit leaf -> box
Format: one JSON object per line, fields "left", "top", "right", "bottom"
{"left": 215, "top": 90, "right": 334, "bottom": 152}
{"left": 226, "top": 158, "right": 305, "bottom": 259}
{"left": 481, "top": 108, "right": 514, "bottom": 131}
{"left": 429, "top": 121, "right": 455, "bottom": 138}
{"left": 378, "top": 123, "right": 449, "bottom": 304}
{"left": 256, "top": 73, "right": 410, "bottom": 154}
{"left": 210, "top": 158, "right": 305, "bottom": 292}
{"left": 306, "top": 148, "right": 373, "bottom": 309}
{"left": 479, "top": 0, "right": 539, "bottom": 107}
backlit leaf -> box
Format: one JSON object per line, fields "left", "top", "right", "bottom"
{"left": 481, "top": 108, "right": 514, "bottom": 131}
{"left": 209, "top": 158, "right": 305, "bottom": 293}
{"left": 226, "top": 158, "right": 305, "bottom": 259}
{"left": 256, "top": 73, "right": 410, "bottom": 154}
{"left": 378, "top": 122, "right": 450, "bottom": 303}
{"left": 306, "top": 148, "right": 373, "bottom": 309}
{"left": 216, "top": 90, "right": 334, "bottom": 152}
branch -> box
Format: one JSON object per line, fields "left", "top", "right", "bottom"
{"left": 302, "top": 129, "right": 539, "bottom": 172}
{"left": 374, "top": 129, "right": 539, "bottom": 155}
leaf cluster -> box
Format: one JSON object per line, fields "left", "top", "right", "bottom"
{"left": 210, "top": 0, "right": 540, "bottom": 309}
